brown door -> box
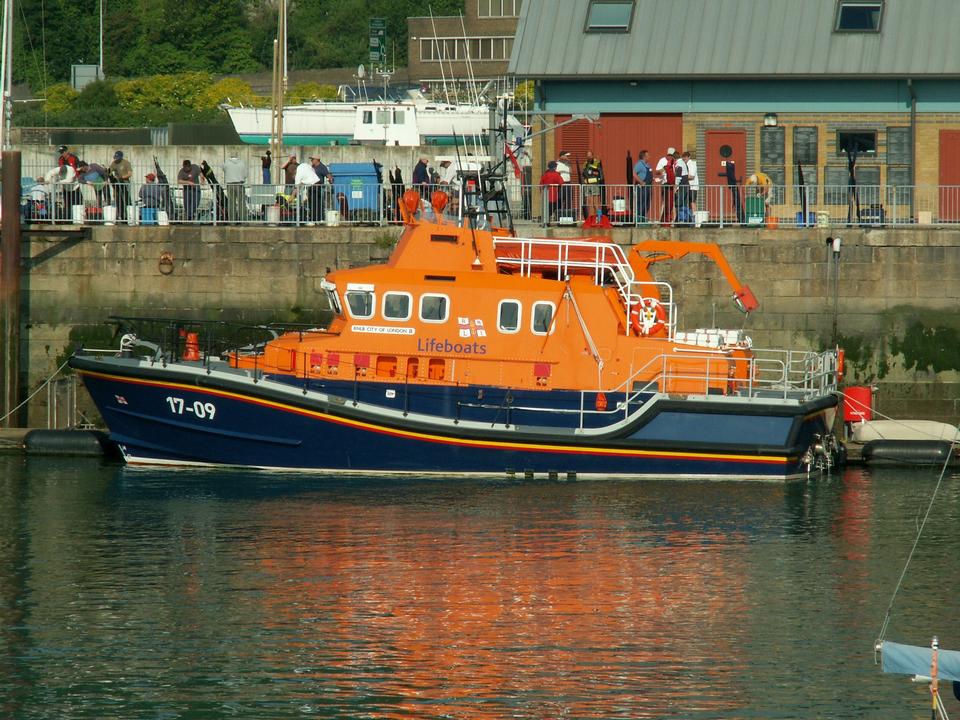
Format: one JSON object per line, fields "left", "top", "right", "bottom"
{"left": 939, "top": 130, "right": 960, "bottom": 222}
{"left": 705, "top": 130, "right": 747, "bottom": 221}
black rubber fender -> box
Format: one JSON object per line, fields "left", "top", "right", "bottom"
{"left": 861, "top": 440, "right": 954, "bottom": 466}
{"left": 24, "top": 429, "right": 116, "bottom": 458}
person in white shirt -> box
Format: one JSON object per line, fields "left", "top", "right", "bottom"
{"left": 437, "top": 159, "right": 459, "bottom": 214}
{"left": 293, "top": 160, "right": 320, "bottom": 223}
{"left": 222, "top": 152, "right": 248, "bottom": 222}
{"left": 674, "top": 152, "right": 691, "bottom": 223}
{"left": 556, "top": 150, "right": 573, "bottom": 217}
{"left": 682, "top": 151, "right": 700, "bottom": 224}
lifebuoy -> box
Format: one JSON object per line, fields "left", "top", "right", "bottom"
{"left": 630, "top": 297, "right": 667, "bottom": 336}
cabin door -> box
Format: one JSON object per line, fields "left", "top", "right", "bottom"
{"left": 939, "top": 130, "right": 960, "bottom": 221}
{"left": 705, "top": 130, "right": 747, "bottom": 222}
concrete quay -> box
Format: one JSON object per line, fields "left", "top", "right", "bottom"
{"left": 10, "top": 222, "right": 960, "bottom": 427}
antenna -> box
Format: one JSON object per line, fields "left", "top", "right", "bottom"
{"left": 428, "top": 7, "right": 451, "bottom": 105}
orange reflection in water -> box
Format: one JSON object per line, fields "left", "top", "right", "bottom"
{"left": 254, "top": 491, "right": 760, "bottom": 718}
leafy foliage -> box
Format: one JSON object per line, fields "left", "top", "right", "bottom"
{"left": 12, "top": 0, "right": 467, "bottom": 89}
{"left": 286, "top": 82, "right": 340, "bottom": 105}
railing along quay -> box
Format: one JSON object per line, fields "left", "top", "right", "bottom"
{"left": 14, "top": 176, "right": 960, "bottom": 229}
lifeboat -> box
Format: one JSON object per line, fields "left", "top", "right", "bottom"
{"left": 69, "top": 176, "right": 843, "bottom": 479}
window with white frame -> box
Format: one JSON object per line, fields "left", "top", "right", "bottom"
{"left": 383, "top": 292, "right": 412, "bottom": 321}
{"left": 498, "top": 300, "right": 521, "bottom": 333}
{"left": 478, "top": 0, "right": 522, "bottom": 17}
{"left": 531, "top": 301, "right": 555, "bottom": 335}
{"left": 345, "top": 289, "right": 375, "bottom": 319}
{"left": 420, "top": 294, "right": 450, "bottom": 323}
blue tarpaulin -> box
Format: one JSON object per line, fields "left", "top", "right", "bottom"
{"left": 882, "top": 641, "right": 960, "bottom": 682}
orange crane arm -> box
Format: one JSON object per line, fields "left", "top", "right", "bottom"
{"left": 627, "top": 239, "right": 760, "bottom": 313}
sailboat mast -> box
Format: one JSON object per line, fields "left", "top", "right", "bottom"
{"left": 0, "top": 0, "right": 11, "bottom": 151}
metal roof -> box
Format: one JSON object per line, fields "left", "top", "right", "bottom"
{"left": 509, "top": 0, "right": 960, "bottom": 78}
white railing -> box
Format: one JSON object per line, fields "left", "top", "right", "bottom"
{"left": 16, "top": 174, "right": 960, "bottom": 228}
{"left": 491, "top": 235, "right": 676, "bottom": 336}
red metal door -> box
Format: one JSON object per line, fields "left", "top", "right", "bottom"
{"left": 705, "top": 130, "right": 747, "bottom": 221}
{"left": 939, "top": 130, "right": 960, "bottom": 221}
{"left": 556, "top": 114, "right": 681, "bottom": 220}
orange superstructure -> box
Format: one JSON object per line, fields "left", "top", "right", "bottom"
{"left": 239, "top": 191, "right": 758, "bottom": 398}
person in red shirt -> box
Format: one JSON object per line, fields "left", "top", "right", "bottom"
{"left": 539, "top": 160, "right": 564, "bottom": 224}
{"left": 57, "top": 144, "right": 79, "bottom": 169}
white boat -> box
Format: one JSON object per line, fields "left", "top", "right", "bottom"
{"left": 226, "top": 96, "right": 521, "bottom": 147}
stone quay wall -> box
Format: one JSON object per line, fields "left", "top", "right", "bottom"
{"left": 17, "top": 223, "right": 960, "bottom": 427}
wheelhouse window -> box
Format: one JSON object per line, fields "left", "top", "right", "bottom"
{"left": 321, "top": 280, "right": 342, "bottom": 316}
{"left": 834, "top": 1, "right": 883, "bottom": 32}
{"left": 362, "top": 111, "right": 373, "bottom": 124}
{"left": 382, "top": 292, "right": 412, "bottom": 321}
{"left": 375, "top": 109, "right": 391, "bottom": 125}
{"left": 531, "top": 301, "right": 555, "bottom": 335}
{"left": 836, "top": 130, "right": 877, "bottom": 156}
{"left": 420, "top": 294, "right": 449, "bottom": 323}
{"left": 393, "top": 110, "right": 405, "bottom": 125}
{"left": 345, "top": 289, "right": 375, "bottom": 319}
{"left": 498, "top": 300, "right": 521, "bottom": 333}
{"left": 585, "top": 0, "right": 635, "bottom": 32}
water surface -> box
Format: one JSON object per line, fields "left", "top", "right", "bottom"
{"left": 1, "top": 456, "right": 958, "bottom": 718}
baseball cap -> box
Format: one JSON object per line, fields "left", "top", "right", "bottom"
{"left": 114, "top": 150, "right": 123, "bottom": 160}
{"left": 58, "top": 144, "right": 68, "bottom": 153}
{"left": 559, "top": 150, "right": 571, "bottom": 157}
{"left": 667, "top": 147, "right": 677, "bottom": 155}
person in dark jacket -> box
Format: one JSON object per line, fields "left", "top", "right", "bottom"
{"left": 412, "top": 156, "right": 430, "bottom": 195}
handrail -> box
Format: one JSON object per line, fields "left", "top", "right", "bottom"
{"left": 492, "top": 235, "right": 677, "bottom": 337}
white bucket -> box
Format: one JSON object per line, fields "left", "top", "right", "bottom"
{"left": 102, "top": 205, "right": 117, "bottom": 225}
{"left": 158, "top": 210, "right": 170, "bottom": 226}
{"left": 325, "top": 210, "right": 340, "bottom": 226}
{"left": 71, "top": 205, "right": 85, "bottom": 224}
{"left": 266, "top": 205, "right": 280, "bottom": 225}
{"left": 127, "top": 205, "right": 138, "bottom": 226}
{"left": 695, "top": 210, "right": 710, "bottom": 228}
{"left": 612, "top": 198, "right": 626, "bottom": 213}
{"left": 816, "top": 211, "right": 830, "bottom": 228}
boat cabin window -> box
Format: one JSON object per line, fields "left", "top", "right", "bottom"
{"left": 420, "top": 294, "right": 450, "bottom": 323}
{"left": 376, "top": 109, "right": 391, "bottom": 125}
{"left": 362, "top": 110, "right": 373, "bottom": 124}
{"left": 345, "top": 289, "right": 375, "bottom": 319}
{"left": 393, "top": 110, "right": 405, "bottom": 124}
{"left": 382, "top": 292, "right": 412, "bottom": 321}
{"left": 324, "top": 287, "right": 342, "bottom": 315}
{"left": 531, "top": 301, "right": 556, "bottom": 335}
{"left": 498, "top": 300, "right": 521, "bottom": 333}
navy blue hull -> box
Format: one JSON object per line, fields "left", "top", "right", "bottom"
{"left": 72, "top": 358, "right": 837, "bottom": 479}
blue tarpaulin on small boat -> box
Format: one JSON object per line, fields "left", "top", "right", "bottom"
{"left": 882, "top": 641, "right": 960, "bottom": 682}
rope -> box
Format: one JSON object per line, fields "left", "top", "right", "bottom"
{"left": 0, "top": 357, "right": 72, "bottom": 425}
{"left": 875, "top": 422, "right": 957, "bottom": 649}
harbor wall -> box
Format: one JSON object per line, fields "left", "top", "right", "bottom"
{"left": 18, "top": 224, "right": 960, "bottom": 426}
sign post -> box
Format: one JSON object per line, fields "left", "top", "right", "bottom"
{"left": 369, "top": 18, "right": 386, "bottom": 66}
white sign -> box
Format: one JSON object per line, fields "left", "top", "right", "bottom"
{"left": 352, "top": 325, "right": 415, "bottom": 335}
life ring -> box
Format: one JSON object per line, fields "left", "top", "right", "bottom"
{"left": 630, "top": 297, "right": 667, "bottom": 336}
